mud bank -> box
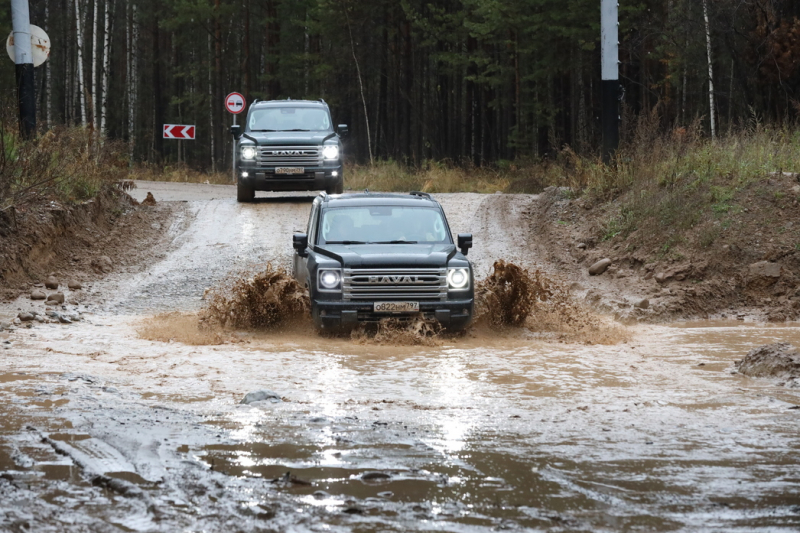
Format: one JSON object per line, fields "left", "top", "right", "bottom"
{"left": 0, "top": 187, "right": 179, "bottom": 301}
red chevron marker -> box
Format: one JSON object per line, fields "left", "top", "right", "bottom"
{"left": 163, "top": 124, "right": 196, "bottom": 139}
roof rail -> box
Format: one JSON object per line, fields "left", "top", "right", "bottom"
{"left": 409, "top": 191, "right": 432, "bottom": 200}
{"left": 320, "top": 191, "right": 329, "bottom": 202}
{"left": 319, "top": 98, "right": 326, "bottom": 104}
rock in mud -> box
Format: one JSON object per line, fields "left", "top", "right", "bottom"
{"left": 68, "top": 280, "right": 82, "bottom": 290}
{"left": 142, "top": 192, "right": 157, "bottom": 206}
{"left": 45, "top": 276, "right": 59, "bottom": 289}
{"left": 736, "top": 343, "right": 800, "bottom": 384}
{"left": 588, "top": 258, "right": 612, "bottom": 276}
{"left": 92, "top": 255, "right": 113, "bottom": 273}
{"left": 240, "top": 390, "right": 281, "bottom": 404}
{"left": 30, "top": 289, "right": 46, "bottom": 300}
{"left": 361, "top": 471, "right": 392, "bottom": 481}
{"left": 747, "top": 261, "right": 781, "bottom": 287}
{"left": 634, "top": 298, "right": 650, "bottom": 309}
{"left": 18, "top": 312, "right": 35, "bottom": 322}
{"left": 46, "top": 292, "right": 65, "bottom": 305}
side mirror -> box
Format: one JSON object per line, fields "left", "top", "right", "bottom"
{"left": 337, "top": 124, "right": 349, "bottom": 137}
{"left": 293, "top": 233, "right": 309, "bottom": 257}
{"left": 230, "top": 124, "right": 242, "bottom": 139}
{"left": 457, "top": 234, "right": 473, "bottom": 255}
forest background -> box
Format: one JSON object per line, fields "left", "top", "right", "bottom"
{"left": 0, "top": 0, "right": 799, "bottom": 173}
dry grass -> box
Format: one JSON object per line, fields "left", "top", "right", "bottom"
{"left": 0, "top": 126, "right": 128, "bottom": 210}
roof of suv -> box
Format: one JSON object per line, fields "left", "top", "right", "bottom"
{"left": 252, "top": 99, "right": 328, "bottom": 108}
{"left": 321, "top": 192, "right": 440, "bottom": 208}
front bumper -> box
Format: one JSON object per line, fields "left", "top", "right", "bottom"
{"left": 239, "top": 164, "right": 342, "bottom": 192}
{"left": 312, "top": 298, "right": 474, "bottom": 331}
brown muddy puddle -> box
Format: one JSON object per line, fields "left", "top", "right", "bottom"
{"left": 1, "top": 322, "right": 800, "bottom": 531}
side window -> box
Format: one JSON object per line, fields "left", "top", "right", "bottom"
{"left": 307, "top": 203, "right": 320, "bottom": 245}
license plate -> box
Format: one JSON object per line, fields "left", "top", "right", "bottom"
{"left": 374, "top": 302, "right": 419, "bottom": 313}
{"left": 275, "top": 167, "right": 304, "bottom": 175}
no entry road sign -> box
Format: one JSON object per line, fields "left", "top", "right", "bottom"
{"left": 163, "top": 124, "right": 195, "bottom": 139}
{"left": 225, "top": 92, "right": 245, "bottom": 114}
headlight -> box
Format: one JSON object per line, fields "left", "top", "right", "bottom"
{"left": 322, "top": 145, "right": 339, "bottom": 160}
{"left": 318, "top": 269, "right": 342, "bottom": 291}
{"left": 447, "top": 268, "right": 470, "bottom": 290}
{"left": 241, "top": 146, "right": 257, "bottom": 160}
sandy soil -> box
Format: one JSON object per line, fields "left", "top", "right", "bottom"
{"left": 1, "top": 182, "right": 799, "bottom": 532}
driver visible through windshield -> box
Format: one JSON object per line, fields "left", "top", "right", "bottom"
{"left": 320, "top": 206, "right": 451, "bottom": 245}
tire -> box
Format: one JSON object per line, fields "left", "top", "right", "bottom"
{"left": 237, "top": 181, "right": 255, "bottom": 202}
{"left": 327, "top": 176, "right": 344, "bottom": 195}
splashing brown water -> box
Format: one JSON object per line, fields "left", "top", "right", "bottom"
{"left": 200, "top": 263, "right": 309, "bottom": 329}
{"left": 140, "top": 260, "right": 625, "bottom": 346}
{"left": 476, "top": 260, "right": 627, "bottom": 344}
{"left": 350, "top": 316, "right": 444, "bottom": 346}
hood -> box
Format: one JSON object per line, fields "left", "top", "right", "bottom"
{"left": 243, "top": 131, "right": 335, "bottom": 146}
{"left": 316, "top": 243, "right": 457, "bottom": 268}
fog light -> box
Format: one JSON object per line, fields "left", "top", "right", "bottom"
{"left": 332, "top": 171, "right": 339, "bottom": 177}
{"left": 241, "top": 171, "right": 249, "bottom": 178}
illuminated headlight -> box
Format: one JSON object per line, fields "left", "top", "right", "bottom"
{"left": 241, "top": 146, "right": 257, "bottom": 160}
{"left": 322, "top": 145, "right": 339, "bottom": 160}
{"left": 318, "top": 269, "right": 342, "bottom": 291}
{"left": 447, "top": 268, "right": 470, "bottom": 290}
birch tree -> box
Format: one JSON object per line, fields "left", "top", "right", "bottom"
{"left": 74, "top": 0, "right": 88, "bottom": 127}
{"left": 91, "top": 0, "right": 100, "bottom": 131}
{"left": 100, "top": 0, "right": 114, "bottom": 135}
{"left": 703, "top": 0, "right": 716, "bottom": 138}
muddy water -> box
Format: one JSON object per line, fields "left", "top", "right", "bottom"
{"left": 1, "top": 192, "right": 798, "bottom": 530}
{"left": 1, "top": 319, "right": 799, "bottom": 531}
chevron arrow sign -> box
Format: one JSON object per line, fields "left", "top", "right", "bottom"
{"left": 163, "top": 124, "right": 196, "bottom": 139}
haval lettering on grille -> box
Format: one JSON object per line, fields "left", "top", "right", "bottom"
{"left": 292, "top": 191, "right": 474, "bottom": 331}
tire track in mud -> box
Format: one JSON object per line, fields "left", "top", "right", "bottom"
{"left": 437, "top": 193, "right": 540, "bottom": 278}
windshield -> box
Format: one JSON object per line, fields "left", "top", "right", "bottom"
{"left": 248, "top": 107, "right": 332, "bottom": 132}
{"left": 319, "top": 206, "right": 451, "bottom": 245}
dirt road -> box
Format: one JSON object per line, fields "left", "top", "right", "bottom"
{"left": 1, "top": 183, "right": 799, "bottom": 532}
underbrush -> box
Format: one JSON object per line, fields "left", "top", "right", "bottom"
{"left": 0, "top": 126, "right": 128, "bottom": 211}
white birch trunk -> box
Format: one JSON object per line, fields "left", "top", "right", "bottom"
{"left": 127, "top": 2, "right": 138, "bottom": 163}
{"left": 91, "top": 0, "right": 99, "bottom": 131}
{"left": 703, "top": 0, "right": 716, "bottom": 138}
{"left": 74, "top": 0, "right": 88, "bottom": 127}
{"left": 100, "top": 0, "right": 113, "bottom": 136}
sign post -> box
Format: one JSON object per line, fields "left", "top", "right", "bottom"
{"left": 10, "top": 1, "right": 35, "bottom": 138}
{"left": 225, "top": 92, "right": 245, "bottom": 183}
{"left": 601, "top": 0, "right": 620, "bottom": 164}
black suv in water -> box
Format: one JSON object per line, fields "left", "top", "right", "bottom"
{"left": 292, "top": 192, "right": 474, "bottom": 331}
{"left": 230, "top": 99, "right": 347, "bottom": 202}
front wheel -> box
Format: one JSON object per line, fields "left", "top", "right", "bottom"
{"left": 237, "top": 181, "right": 255, "bottom": 202}
{"left": 326, "top": 176, "right": 344, "bottom": 195}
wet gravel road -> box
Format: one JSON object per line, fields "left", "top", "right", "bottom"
{"left": 0, "top": 183, "right": 799, "bottom": 532}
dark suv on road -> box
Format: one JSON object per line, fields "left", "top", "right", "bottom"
{"left": 230, "top": 99, "right": 347, "bottom": 202}
{"left": 292, "top": 191, "right": 475, "bottom": 331}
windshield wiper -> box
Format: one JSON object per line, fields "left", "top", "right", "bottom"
{"left": 281, "top": 129, "right": 311, "bottom": 132}
{"left": 324, "top": 240, "right": 368, "bottom": 245}
{"left": 372, "top": 240, "right": 418, "bottom": 244}
{"left": 250, "top": 129, "right": 277, "bottom": 132}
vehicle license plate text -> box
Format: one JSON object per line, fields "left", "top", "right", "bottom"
{"left": 275, "top": 167, "right": 304, "bottom": 175}
{"left": 374, "top": 302, "right": 419, "bottom": 313}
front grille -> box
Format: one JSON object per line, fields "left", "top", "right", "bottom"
{"left": 343, "top": 268, "right": 447, "bottom": 301}
{"left": 258, "top": 146, "right": 321, "bottom": 167}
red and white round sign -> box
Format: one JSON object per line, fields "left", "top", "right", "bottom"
{"left": 225, "top": 92, "right": 245, "bottom": 114}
